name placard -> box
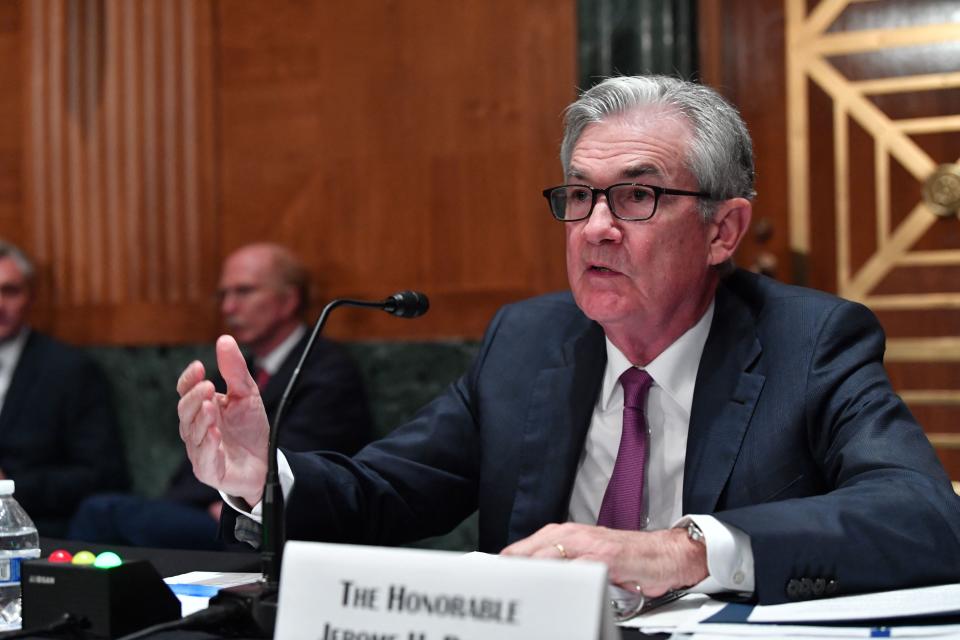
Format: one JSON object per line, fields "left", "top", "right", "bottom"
{"left": 276, "top": 541, "right": 617, "bottom": 640}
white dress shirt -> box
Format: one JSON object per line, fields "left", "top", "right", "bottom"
{"left": 567, "top": 301, "right": 753, "bottom": 594}
{"left": 0, "top": 328, "right": 30, "bottom": 416}
{"left": 254, "top": 324, "right": 306, "bottom": 377}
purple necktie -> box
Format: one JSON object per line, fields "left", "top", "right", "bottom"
{"left": 597, "top": 367, "right": 653, "bottom": 530}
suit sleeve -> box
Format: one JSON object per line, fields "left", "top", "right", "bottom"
{"left": 245, "top": 309, "right": 510, "bottom": 548}
{"left": 13, "top": 354, "right": 130, "bottom": 517}
{"left": 714, "top": 300, "right": 960, "bottom": 604}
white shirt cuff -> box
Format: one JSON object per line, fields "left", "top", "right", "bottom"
{"left": 219, "top": 450, "right": 295, "bottom": 524}
{"left": 673, "top": 514, "right": 754, "bottom": 595}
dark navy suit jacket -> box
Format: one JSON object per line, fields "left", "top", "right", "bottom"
{"left": 0, "top": 331, "right": 129, "bottom": 536}
{"left": 277, "top": 270, "right": 960, "bottom": 604}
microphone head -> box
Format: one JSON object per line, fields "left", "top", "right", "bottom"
{"left": 384, "top": 290, "right": 429, "bottom": 318}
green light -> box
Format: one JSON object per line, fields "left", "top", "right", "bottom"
{"left": 93, "top": 551, "right": 123, "bottom": 569}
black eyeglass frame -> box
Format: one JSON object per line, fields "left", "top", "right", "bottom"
{"left": 542, "top": 182, "right": 710, "bottom": 222}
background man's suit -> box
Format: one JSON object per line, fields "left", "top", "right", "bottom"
{"left": 70, "top": 334, "right": 372, "bottom": 549}
{"left": 249, "top": 270, "right": 959, "bottom": 604}
{"left": 0, "top": 331, "right": 128, "bottom": 537}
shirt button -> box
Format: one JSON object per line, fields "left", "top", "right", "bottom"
{"left": 733, "top": 571, "right": 745, "bottom": 585}
{"left": 641, "top": 516, "right": 650, "bottom": 529}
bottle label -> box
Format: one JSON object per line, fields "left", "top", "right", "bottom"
{"left": 0, "top": 550, "right": 40, "bottom": 585}
{"left": 0, "top": 558, "right": 20, "bottom": 584}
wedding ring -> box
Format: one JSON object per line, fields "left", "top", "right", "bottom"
{"left": 554, "top": 543, "right": 567, "bottom": 559}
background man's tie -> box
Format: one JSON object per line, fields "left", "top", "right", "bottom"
{"left": 253, "top": 366, "right": 271, "bottom": 391}
{"left": 597, "top": 367, "right": 653, "bottom": 530}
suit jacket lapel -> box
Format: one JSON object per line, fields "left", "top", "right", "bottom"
{"left": 507, "top": 321, "right": 606, "bottom": 543}
{"left": 683, "top": 281, "right": 765, "bottom": 514}
{"left": 259, "top": 333, "right": 310, "bottom": 417}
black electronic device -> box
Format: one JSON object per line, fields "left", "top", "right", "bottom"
{"left": 21, "top": 558, "right": 181, "bottom": 638}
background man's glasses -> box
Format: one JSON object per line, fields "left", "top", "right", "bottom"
{"left": 542, "top": 183, "right": 708, "bottom": 222}
{"left": 215, "top": 284, "right": 263, "bottom": 304}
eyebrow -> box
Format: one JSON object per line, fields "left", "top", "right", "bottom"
{"left": 567, "top": 163, "right": 664, "bottom": 183}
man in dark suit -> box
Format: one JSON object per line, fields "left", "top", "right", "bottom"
{"left": 69, "top": 243, "right": 372, "bottom": 549}
{"left": 0, "top": 240, "right": 128, "bottom": 537}
{"left": 177, "top": 77, "right": 960, "bottom": 602}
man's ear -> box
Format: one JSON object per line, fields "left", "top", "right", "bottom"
{"left": 280, "top": 287, "right": 301, "bottom": 319}
{"left": 707, "top": 197, "right": 752, "bottom": 266}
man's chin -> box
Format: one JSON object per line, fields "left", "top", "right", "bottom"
{"left": 573, "top": 293, "right": 634, "bottom": 325}
{"left": 0, "top": 325, "right": 20, "bottom": 344}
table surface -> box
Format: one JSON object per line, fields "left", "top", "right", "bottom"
{"left": 37, "top": 538, "right": 660, "bottom": 639}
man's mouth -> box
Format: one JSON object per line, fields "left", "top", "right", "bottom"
{"left": 588, "top": 265, "right": 620, "bottom": 274}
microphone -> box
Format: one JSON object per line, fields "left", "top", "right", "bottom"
{"left": 210, "top": 291, "right": 430, "bottom": 637}
{"left": 383, "top": 290, "right": 430, "bottom": 318}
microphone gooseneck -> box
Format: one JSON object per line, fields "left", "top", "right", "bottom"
{"left": 214, "top": 291, "right": 430, "bottom": 637}
{"left": 262, "top": 291, "right": 430, "bottom": 586}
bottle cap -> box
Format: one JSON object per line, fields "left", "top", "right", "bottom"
{"left": 0, "top": 480, "right": 13, "bottom": 495}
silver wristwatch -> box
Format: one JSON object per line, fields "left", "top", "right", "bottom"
{"left": 686, "top": 521, "right": 705, "bottom": 544}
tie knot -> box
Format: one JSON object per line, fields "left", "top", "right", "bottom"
{"left": 619, "top": 367, "right": 652, "bottom": 409}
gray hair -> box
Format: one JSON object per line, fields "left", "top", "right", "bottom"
{"left": 560, "top": 75, "right": 756, "bottom": 220}
{"left": 0, "top": 240, "right": 36, "bottom": 285}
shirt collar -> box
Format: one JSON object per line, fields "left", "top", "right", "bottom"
{"left": 598, "top": 300, "right": 715, "bottom": 416}
{"left": 0, "top": 327, "right": 31, "bottom": 376}
{"left": 255, "top": 324, "right": 306, "bottom": 375}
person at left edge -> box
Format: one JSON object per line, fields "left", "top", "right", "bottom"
{"left": 0, "top": 239, "right": 129, "bottom": 537}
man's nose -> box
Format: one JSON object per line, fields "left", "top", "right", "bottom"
{"left": 220, "top": 294, "right": 238, "bottom": 314}
{"left": 581, "top": 196, "right": 622, "bottom": 242}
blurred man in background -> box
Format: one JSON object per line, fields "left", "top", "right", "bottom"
{"left": 0, "top": 239, "right": 128, "bottom": 537}
{"left": 69, "top": 242, "right": 373, "bottom": 549}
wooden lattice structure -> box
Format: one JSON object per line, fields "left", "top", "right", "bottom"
{"left": 786, "top": 0, "right": 960, "bottom": 455}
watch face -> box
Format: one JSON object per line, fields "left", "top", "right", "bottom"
{"left": 687, "top": 522, "right": 705, "bottom": 543}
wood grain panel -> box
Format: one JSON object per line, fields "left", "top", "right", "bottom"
{"left": 22, "top": 0, "right": 218, "bottom": 341}
{"left": 213, "top": 0, "right": 574, "bottom": 341}
{"left": 0, "top": 1, "right": 23, "bottom": 241}
{"left": 11, "top": 0, "right": 574, "bottom": 343}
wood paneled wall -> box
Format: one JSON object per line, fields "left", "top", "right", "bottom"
{"left": 5, "top": 0, "right": 576, "bottom": 344}
{"left": 20, "top": 0, "right": 220, "bottom": 342}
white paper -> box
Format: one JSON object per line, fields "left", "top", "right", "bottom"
{"left": 164, "top": 570, "right": 261, "bottom": 589}
{"left": 748, "top": 583, "right": 960, "bottom": 623}
{"left": 682, "top": 623, "right": 960, "bottom": 639}
{"left": 617, "top": 593, "right": 717, "bottom": 629}
{"left": 164, "top": 571, "right": 262, "bottom": 617}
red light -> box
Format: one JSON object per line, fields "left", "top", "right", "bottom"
{"left": 48, "top": 549, "right": 73, "bottom": 563}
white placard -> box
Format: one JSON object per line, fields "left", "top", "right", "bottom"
{"left": 276, "top": 541, "right": 616, "bottom": 640}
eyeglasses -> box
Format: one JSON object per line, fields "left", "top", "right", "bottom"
{"left": 215, "top": 284, "right": 264, "bottom": 303}
{"left": 542, "top": 183, "right": 709, "bottom": 222}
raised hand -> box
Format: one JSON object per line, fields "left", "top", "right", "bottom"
{"left": 177, "top": 335, "right": 270, "bottom": 507}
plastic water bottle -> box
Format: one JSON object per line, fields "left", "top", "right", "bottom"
{"left": 0, "top": 480, "right": 40, "bottom": 630}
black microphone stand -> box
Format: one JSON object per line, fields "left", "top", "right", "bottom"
{"left": 211, "top": 294, "right": 426, "bottom": 637}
